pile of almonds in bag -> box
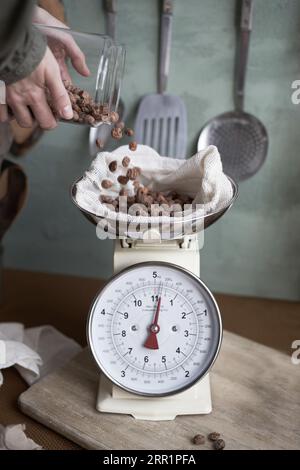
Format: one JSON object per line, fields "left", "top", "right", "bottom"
{"left": 100, "top": 156, "right": 193, "bottom": 216}
{"left": 62, "top": 83, "right": 192, "bottom": 215}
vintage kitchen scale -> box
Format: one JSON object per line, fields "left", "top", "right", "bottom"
{"left": 71, "top": 177, "right": 237, "bottom": 420}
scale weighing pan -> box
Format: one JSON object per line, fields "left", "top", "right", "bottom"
{"left": 70, "top": 175, "right": 238, "bottom": 238}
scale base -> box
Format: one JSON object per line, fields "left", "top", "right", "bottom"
{"left": 96, "top": 373, "right": 212, "bottom": 421}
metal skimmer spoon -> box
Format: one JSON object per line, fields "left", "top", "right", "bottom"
{"left": 197, "top": 0, "right": 268, "bottom": 182}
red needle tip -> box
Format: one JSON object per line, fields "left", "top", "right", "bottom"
{"left": 144, "top": 296, "right": 161, "bottom": 350}
{"left": 144, "top": 333, "right": 159, "bottom": 350}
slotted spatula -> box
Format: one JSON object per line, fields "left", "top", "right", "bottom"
{"left": 135, "top": 0, "right": 187, "bottom": 158}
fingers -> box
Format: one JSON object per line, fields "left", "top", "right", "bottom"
{"left": 61, "top": 35, "right": 90, "bottom": 77}
{"left": 69, "top": 47, "right": 90, "bottom": 77}
{"left": 0, "top": 104, "right": 8, "bottom": 123}
{"left": 57, "top": 59, "right": 72, "bottom": 83}
{"left": 7, "top": 87, "right": 55, "bottom": 130}
{"left": 45, "top": 62, "right": 73, "bottom": 120}
{"left": 34, "top": 7, "right": 90, "bottom": 78}
{"left": 8, "top": 100, "right": 34, "bottom": 128}
{"left": 5, "top": 45, "right": 81, "bottom": 129}
{"left": 30, "top": 93, "right": 57, "bottom": 129}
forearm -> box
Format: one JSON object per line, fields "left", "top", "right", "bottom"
{"left": 0, "top": 0, "right": 46, "bottom": 84}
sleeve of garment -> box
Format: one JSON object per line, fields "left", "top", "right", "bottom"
{"left": 0, "top": 0, "right": 46, "bottom": 85}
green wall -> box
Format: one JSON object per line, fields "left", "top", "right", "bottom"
{"left": 5, "top": 0, "right": 300, "bottom": 300}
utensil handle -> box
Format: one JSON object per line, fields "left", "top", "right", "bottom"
{"left": 158, "top": 0, "right": 173, "bottom": 94}
{"left": 234, "top": 0, "right": 254, "bottom": 111}
{"left": 104, "top": 0, "right": 117, "bottom": 40}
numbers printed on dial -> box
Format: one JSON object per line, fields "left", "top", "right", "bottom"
{"left": 88, "top": 264, "right": 221, "bottom": 396}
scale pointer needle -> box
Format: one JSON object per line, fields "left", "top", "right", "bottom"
{"left": 144, "top": 297, "right": 161, "bottom": 350}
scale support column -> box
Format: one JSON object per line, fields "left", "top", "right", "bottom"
{"left": 113, "top": 234, "right": 201, "bottom": 278}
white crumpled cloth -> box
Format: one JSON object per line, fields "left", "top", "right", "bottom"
{"left": 0, "top": 323, "right": 81, "bottom": 386}
{"left": 0, "top": 424, "right": 41, "bottom": 450}
{"left": 0, "top": 323, "right": 81, "bottom": 450}
{"left": 75, "top": 144, "right": 234, "bottom": 226}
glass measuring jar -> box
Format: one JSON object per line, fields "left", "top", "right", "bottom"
{"left": 36, "top": 24, "right": 125, "bottom": 127}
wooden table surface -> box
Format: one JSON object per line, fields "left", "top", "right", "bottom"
{"left": 0, "top": 269, "right": 299, "bottom": 450}
{"left": 19, "top": 335, "right": 300, "bottom": 450}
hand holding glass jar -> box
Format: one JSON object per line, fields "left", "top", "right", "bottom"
{"left": 3, "top": 7, "right": 90, "bottom": 129}
{"left": 36, "top": 23, "right": 125, "bottom": 129}
{"left": 3, "top": 7, "right": 125, "bottom": 131}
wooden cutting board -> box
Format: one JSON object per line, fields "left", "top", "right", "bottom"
{"left": 18, "top": 331, "right": 300, "bottom": 450}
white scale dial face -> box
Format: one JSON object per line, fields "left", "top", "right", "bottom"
{"left": 88, "top": 263, "right": 222, "bottom": 396}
